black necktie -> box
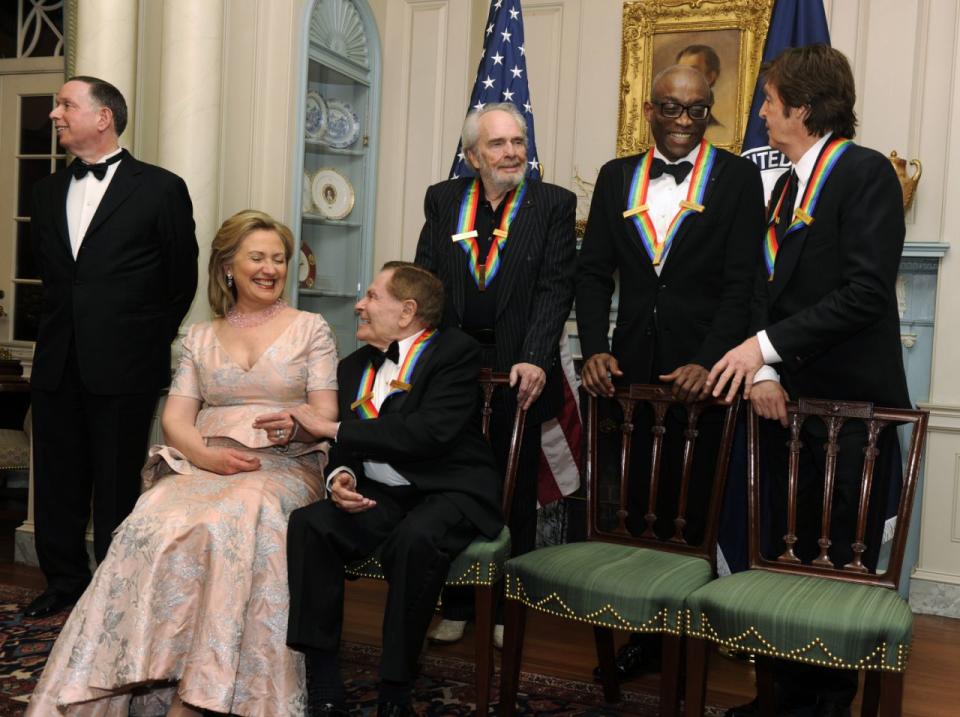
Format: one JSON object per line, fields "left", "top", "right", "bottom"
{"left": 369, "top": 341, "right": 400, "bottom": 370}
{"left": 650, "top": 158, "right": 693, "bottom": 184}
{"left": 71, "top": 151, "right": 123, "bottom": 181}
{"left": 776, "top": 170, "right": 799, "bottom": 238}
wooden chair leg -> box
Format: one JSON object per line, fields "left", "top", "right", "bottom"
{"left": 862, "top": 670, "right": 881, "bottom": 716}
{"left": 474, "top": 583, "right": 498, "bottom": 716}
{"left": 497, "top": 597, "right": 527, "bottom": 716}
{"left": 877, "top": 671, "right": 904, "bottom": 717}
{"left": 593, "top": 626, "right": 621, "bottom": 703}
{"left": 660, "top": 633, "right": 682, "bottom": 717}
{"left": 755, "top": 656, "right": 776, "bottom": 717}
{"left": 683, "top": 637, "right": 709, "bottom": 717}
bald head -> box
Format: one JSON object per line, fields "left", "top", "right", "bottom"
{"left": 652, "top": 64, "right": 712, "bottom": 103}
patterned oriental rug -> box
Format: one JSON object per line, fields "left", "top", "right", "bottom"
{"left": 0, "top": 584, "right": 723, "bottom": 716}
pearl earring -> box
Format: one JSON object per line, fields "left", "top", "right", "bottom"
{"left": 226, "top": 272, "right": 234, "bottom": 288}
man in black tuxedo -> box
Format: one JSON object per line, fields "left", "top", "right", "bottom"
{"left": 26, "top": 76, "right": 197, "bottom": 618}
{"left": 414, "top": 102, "right": 576, "bottom": 643}
{"left": 285, "top": 262, "right": 502, "bottom": 717}
{"left": 576, "top": 64, "right": 764, "bottom": 682}
{"left": 708, "top": 45, "right": 910, "bottom": 717}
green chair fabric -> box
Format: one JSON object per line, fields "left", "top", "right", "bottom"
{"left": 504, "top": 542, "right": 713, "bottom": 634}
{"left": 685, "top": 570, "right": 913, "bottom": 671}
{"left": 346, "top": 526, "right": 512, "bottom": 586}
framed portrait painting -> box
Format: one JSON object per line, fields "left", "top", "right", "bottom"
{"left": 618, "top": 0, "right": 774, "bottom": 157}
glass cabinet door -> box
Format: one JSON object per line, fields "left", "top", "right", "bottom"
{"left": 295, "top": 0, "right": 380, "bottom": 355}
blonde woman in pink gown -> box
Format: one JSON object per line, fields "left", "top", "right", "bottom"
{"left": 27, "top": 210, "right": 338, "bottom": 717}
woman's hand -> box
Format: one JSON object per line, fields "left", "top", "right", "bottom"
{"left": 288, "top": 404, "right": 339, "bottom": 440}
{"left": 197, "top": 446, "right": 261, "bottom": 475}
{"left": 253, "top": 411, "right": 299, "bottom": 445}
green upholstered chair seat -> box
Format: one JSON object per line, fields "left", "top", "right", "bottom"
{"left": 685, "top": 570, "right": 913, "bottom": 672}
{"left": 504, "top": 542, "right": 713, "bottom": 634}
{"left": 345, "top": 526, "right": 512, "bottom": 586}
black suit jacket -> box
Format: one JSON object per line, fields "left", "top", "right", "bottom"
{"left": 414, "top": 178, "right": 577, "bottom": 424}
{"left": 753, "top": 142, "right": 910, "bottom": 408}
{"left": 30, "top": 150, "right": 198, "bottom": 395}
{"left": 329, "top": 328, "right": 503, "bottom": 539}
{"left": 576, "top": 148, "right": 765, "bottom": 382}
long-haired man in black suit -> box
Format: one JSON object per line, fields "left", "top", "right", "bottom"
{"left": 708, "top": 45, "right": 910, "bottom": 717}
{"left": 414, "top": 103, "right": 577, "bottom": 645}
{"left": 26, "top": 76, "right": 197, "bottom": 618}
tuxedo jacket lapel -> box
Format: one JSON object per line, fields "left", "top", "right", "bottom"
{"left": 52, "top": 169, "right": 72, "bottom": 257}
{"left": 81, "top": 155, "right": 142, "bottom": 243}
{"left": 619, "top": 158, "right": 660, "bottom": 275}
{"left": 379, "top": 332, "right": 442, "bottom": 413}
{"left": 660, "top": 154, "right": 725, "bottom": 271}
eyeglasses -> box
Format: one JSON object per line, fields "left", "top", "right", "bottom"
{"left": 654, "top": 102, "right": 711, "bottom": 120}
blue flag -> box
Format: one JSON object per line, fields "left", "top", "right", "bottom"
{"left": 449, "top": 0, "right": 542, "bottom": 181}
{"left": 741, "top": 0, "right": 830, "bottom": 198}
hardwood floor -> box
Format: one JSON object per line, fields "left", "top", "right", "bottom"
{"left": 3, "top": 563, "right": 958, "bottom": 716}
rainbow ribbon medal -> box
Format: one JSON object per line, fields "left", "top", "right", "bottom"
{"left": 451, "top": 178, "right": 527, "bottom": 290}
{"left": 351, "top": 330, "right": 438, "bottom": 419}
{"left": 763, "top": 137, "right": 852, "bottom": 279}
{"left": 622, "top": 140, "right": 717, "bottom": 265}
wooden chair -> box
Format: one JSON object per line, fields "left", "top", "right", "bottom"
{"left": 683, "top": 399, "right": 929, "bottom": 717}
{"left": 499, "top": 385, "right": 741, "bottom": 717}
{"left": 345, "top": 368, "right": 526, "bottom": 716}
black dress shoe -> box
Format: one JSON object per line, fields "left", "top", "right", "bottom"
{"left": 724, "top": 698, "right": 758, "bottom": 717}
{"left": 814, "top": 700, "right": 851, "bottom": 717}
{"left": 376, "top": 701, "right": 414, "bottom": 717}
{"left": 23, "top": 589, "right": 80, "bottom": 618}
{"left": 310, "top": 702, "right": 350, "bottom": 717}
{"left": 592, "top": 637, "right": 662, "bottom": 682}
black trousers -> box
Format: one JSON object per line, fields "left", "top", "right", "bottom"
{"left": 762, "top": 419, "right": 903, "bottom": 708}
{"left": 31, "top": 346, "right": 158, "bottom": 595}
{"left": 440, "top": 412, "right": 541, "bottom": 621}
{"left": 286, "top": 481, "right": 477, "bottom": 683}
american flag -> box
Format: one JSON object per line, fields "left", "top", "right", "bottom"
{"left": 449, "top": 0, "right": 542, "bottom": 181}
{"left": 449, "top": 0, "right": 581, "bottom": 506}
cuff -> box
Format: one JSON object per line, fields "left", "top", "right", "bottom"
{"left": 325, "top": 466, "right": 356, "bottom": 493}
{"left": 756, "top": 330, "right": 782, "bottom": 365}
{"left": 753, "top": 365, "right": 781, "bottom": 384}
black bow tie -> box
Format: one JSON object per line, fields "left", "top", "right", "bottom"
{"left": 650, "top": 158, "right": 693, "bottom": 184}
{"left": 369, "top": 341, "right": 400, "bottom": 370}
{"left": 71, "top": 151, "right": 123, "bottom": 181}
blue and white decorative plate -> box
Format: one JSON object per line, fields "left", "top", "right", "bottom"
{"left": 305, "top": 91, "right": 327, "bottom": 140}
{"left": 324, "top": 99, "right": 361, "bottom": 149}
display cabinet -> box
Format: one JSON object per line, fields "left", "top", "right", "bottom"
{"left": 294, "top": 0, "right": 381, "bottom": 355}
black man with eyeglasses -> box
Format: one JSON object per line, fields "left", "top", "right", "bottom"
{"left": 576, "top": 64, "right": 765, "bottom": 683}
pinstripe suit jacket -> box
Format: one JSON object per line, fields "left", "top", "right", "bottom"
{"left": 415, "top": 177, "right": 577, "bottom": 424}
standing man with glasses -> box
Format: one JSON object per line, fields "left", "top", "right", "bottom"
{"left": 25, "top": 76, "right": 197, "bottom": 618}
{"left": 576, "top": 64, "right": 764, "bottom": 682}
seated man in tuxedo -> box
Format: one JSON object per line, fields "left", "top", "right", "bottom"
{"left": 285, "top": 261, "right": 502, "bottom": 717}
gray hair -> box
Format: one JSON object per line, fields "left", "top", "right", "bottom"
{"left": 461, "top": 102, "right": 528, "bottom": 153}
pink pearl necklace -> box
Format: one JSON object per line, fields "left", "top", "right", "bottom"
{"left": 225, "top": 299, "right": 287, "bottom": 328}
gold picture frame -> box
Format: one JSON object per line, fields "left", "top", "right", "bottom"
{"left": 617, "top": 0, "right": 774, "bottom": 157}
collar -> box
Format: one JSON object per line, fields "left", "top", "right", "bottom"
{"left": 653, "top": 143, "right": 700, "bottom": 165}
{"left": 793, "top": 132, "right": 832, "bottom": 185}
{"left": 389, "top": 329, "right": 428, "bottom": 366}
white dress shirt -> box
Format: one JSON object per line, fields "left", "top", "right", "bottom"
{"left": 754, "top": 133, "right": 832, "bottom": 384}
{"left": 65, "top": 147, "right": 124, "bottom": 259}
{"left": 646, "top": 144, "right": 701, "bottom": 275}
{"left": 326, "top": 330, "right": 429, "bottom": 491}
